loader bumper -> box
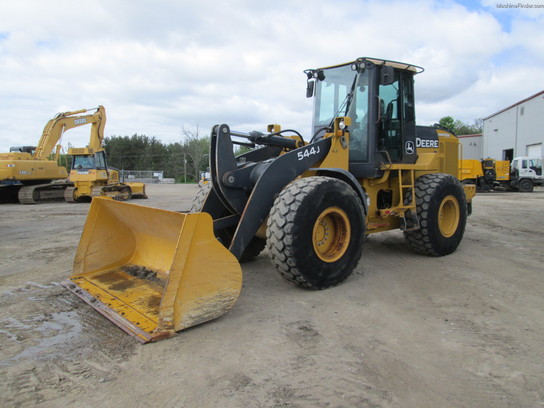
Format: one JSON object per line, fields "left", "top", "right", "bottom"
{"left": 62, "top": 197, "right": 242, "bottom": 343}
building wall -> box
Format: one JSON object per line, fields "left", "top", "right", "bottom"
{"left": 483, "top": 91, "right": 544, "bottom": 160}
{"left": 459, "top": 135, "right": 483, "bottom": 160}
{"left": 517, "top": 95, "right": 543, "bottom": 157}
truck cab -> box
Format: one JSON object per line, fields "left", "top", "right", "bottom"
{"left": 511, "top": 156, "right": 543, "bottom": 191}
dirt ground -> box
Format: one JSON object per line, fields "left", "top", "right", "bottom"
{"left": 1, "top": 184, "right": 543, "bottom": 408}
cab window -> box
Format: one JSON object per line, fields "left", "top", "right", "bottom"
{"left": 378, "top": 73, "right": 401, "bottom": 161}
{"left": 73, "top": 155, "right": 95, "bottom": 169}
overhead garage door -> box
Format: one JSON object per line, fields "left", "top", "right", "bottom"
{"left": 527, "top": 143, "right": 542, "bottom": 157}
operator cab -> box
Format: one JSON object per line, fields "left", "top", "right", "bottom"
{"left": 307, "top": 57, "right": 423, "bottom": 178}
{"left": 71, "top": 150, "right": 108, "bottom": 171}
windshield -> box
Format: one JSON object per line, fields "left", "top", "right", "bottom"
{"left": 312, "top": 64, "right": 370, "bottom": 161}
{"left": 73, "top": 155, "right": 95, "bottom": 170}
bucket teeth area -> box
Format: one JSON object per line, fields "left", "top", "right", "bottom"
{"left": 69, "top": 267, "right": 165, "bottom": 335}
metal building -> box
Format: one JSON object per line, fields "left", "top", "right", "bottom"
{"left": 482, "top": 90, "right": 544, "bottom": 161}
{"left": 458, "top": 134, "right": 483, "bottom": 160}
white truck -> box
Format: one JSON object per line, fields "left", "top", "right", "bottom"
{"left": 510, "top": 156, "right": 543, "bottom": 192}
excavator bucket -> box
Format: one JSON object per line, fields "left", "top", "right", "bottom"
{"left": 62, "top": 197, "right": 242, "bottom": 343}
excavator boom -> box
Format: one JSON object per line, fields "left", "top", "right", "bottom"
{"left": 34, "top": 106, "right": 106, "bottom": 160}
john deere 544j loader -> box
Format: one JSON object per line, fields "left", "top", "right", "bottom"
{"left": 63, "top": 57, "right": 475, "bottom": 343}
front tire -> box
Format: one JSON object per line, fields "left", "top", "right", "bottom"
{"left": 190, "top": 183, "right": 265, "bottom": 262}
{"left": 518, "top": 178, "right": 534, "bottom": 192}
{"left": 267, "top": 177, "right": 366, "bottom": 289}
{"left": 404, "top": 173, "right": 467, "bottom": 256}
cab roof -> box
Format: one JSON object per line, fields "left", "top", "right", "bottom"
{"left": 317, "top": 57, "right": 424, "bottom": 74}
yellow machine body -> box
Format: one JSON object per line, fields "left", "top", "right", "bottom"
{"left": 0, "top": 152, "right": 68, "bottom": 182}
{"left": 62, "top": 198, "right": 242, "bottom": 342}
{"left": 494, "top": 160, "right": 510, "bottom": 181}
{"left": 363, "top": 131, "right": 474, "bottom": 234}
{"left": 458, "top": 158, "right": 513, "bottom": 191}
{"left": 458, "top": 159, "right": 484, "bottom": 182}
{"left": 66, "top": 147, "right": 147, "bottom": 201}
{"left": 64, "top": 58, "right": 475, "bottom": 343}
{"left": 308, "top": 120, "right": 475, "bottom": 234}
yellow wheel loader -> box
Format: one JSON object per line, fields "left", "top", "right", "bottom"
{"left": 63, "top": 57, "right": 476, "bottom": 343}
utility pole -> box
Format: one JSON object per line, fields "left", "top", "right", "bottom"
{"left": 183, "top": 153, "right": 187, "bottom": 183}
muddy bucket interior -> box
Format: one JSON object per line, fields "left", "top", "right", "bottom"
{"left": 63, "top": 197, "right": 242, "bottom": 343}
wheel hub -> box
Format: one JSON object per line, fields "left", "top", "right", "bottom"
{"left": 438, "top": 195, "right": 460, "bottom": 238}
{"left": 312, "top": 207, "right": 351, "bottom": 263}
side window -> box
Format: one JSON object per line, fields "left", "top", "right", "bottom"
{"left": 402, "top": 74, "right": 415, "bottom": 123}
{"left": 522, "top": 160, "right": 527, "bottom": 169}
{"left": 378, "top": 72, "right": 401, "bottom": 161}
{"left": 96, "top": 152, "right": 107, "bottom": 169}
{"left": 349, "top": 76, "right": 370, "bottom": 162}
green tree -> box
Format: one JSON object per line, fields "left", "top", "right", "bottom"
{"left": 181, "top": 126, "right": 210, "bottom": 182}
{"left": 234, "top": 144, "right": 254, "bottom": 156}
{"left": 438, "top": 116, "right": 482, "bottom": 135}
{"left": 101, "top": 129, "right": 213, "bottom": 183}
{"left": 104, "top": 134, "right": 168, "bottom": 171}
{"left": 438, "top": 116, "right": 456, "bottom": 132}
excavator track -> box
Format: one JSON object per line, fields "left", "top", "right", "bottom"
{"left": 18, "top": 182, "right": 71, "bottom": 204}
{"left": 18, "top": 186, "right": 39, "bottom": 204}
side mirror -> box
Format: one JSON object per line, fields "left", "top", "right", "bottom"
{"left": 380, "top": 66, "right": 395, "bottom": 86}
{"left": 306, "top": 79, "right": 315, "bottom": 98}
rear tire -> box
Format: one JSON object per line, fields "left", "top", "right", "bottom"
{"left": 404, "top": 173, "right": 467, "bottom": 256}
{"left": 518, "top": 178, "right": 534, "bottom": 192}
{"left": 267, "top": 176, "right": 365, "bottom": 289}
{"left": 189, "top": 183, "right": 212, "bottom": 212}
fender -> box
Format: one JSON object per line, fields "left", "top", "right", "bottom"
{"left": 311, "top": 167, "right": 368, "bottom": 215}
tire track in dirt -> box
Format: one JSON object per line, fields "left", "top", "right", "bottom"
{"left": 0, "top": 282, "right": 136, "bottom": 407}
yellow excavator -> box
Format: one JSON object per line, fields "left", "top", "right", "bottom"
{"left": 0, "top": 107, "right": 104, "bottom": 204}
{"left": 63, "top": 57, "right": 476, "bottom": 343}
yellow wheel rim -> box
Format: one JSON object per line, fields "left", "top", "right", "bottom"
{"left": 438, "top": 195, "right": 460, "bottom": 238}
{"left": 312, "top": 207, "right": 351, "bottom": 263}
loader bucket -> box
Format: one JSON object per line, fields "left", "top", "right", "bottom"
{"left": 62, "top": 197, "right": 242, "bottom": 343}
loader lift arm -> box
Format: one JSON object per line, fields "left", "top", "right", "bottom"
{"left": 207, "top": 124, "right": 332, "bottom": 259}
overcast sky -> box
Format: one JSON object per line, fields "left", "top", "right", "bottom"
{"left": 1, "top": 0, "right": 543, "bottom": 152}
